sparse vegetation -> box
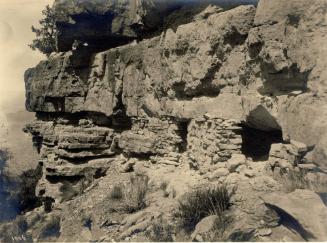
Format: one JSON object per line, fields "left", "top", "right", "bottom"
{"left": 0, "top": 156, "right": 42, "bottom": 222}
{"left": 175, "top": 184, "right": 232, "bottom": 232}
{"left": 120, "top": 175, "right": 149, "bottom": 213}
{"left": 159, "top": 180, "right": 169, "bottom": 198}
{"left": 0, "top": 216, "right": 31, "bottom": 242}
{"left": 110, "top": 175, "right": 149, "bottom": 213}
{"left": 159, "top": 180, "right": 168, "bottom": 191}
{"left": 38, "top": 214, "right": 61, "bottom": 240}
{"left": 204, "top": 213, "right": 233, "bottom": 241}
{"left": 276, "top": 170, "right": 327, "bottom": 193}
{"left": 0, "top": 148, "right": 11, "bottom": 162}
{"left": 29, "top": 5, "right": 57, "bottom": 56}
{"left": 145, "top": 216, "right": 174, "bottom": 242}
{"left": 18, "top": 164, "right": 43, "bottom": 211}
{"left": 109, "top": 185, "right": 123, "bottom": 200}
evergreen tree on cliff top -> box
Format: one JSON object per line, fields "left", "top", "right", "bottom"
{"left": 29, "top": 5, "right": 57, "bottom": 56}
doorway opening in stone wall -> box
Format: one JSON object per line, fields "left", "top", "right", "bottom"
{"left": 240, "top": 124, "right": 284, "bottom": 161}
{"left": 177, "top": 120, "right": 190, "bottom": 153}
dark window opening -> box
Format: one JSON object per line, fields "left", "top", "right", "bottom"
{"left": 240, "top": 124, "right": 284, "bottom": 161}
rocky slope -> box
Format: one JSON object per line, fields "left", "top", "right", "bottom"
{"left": 3, "top": 0, "right": 327, "bottom": 241}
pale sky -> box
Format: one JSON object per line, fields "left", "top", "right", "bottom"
{"left": 0, "top": 0, "right": 52, "bottom": 113}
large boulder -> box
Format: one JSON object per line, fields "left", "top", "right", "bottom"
{"left": 262, "top": 189, "right": 327, "bottom": 241}
{"left": 191, "top": 215, "right": 220, "bottom": 241}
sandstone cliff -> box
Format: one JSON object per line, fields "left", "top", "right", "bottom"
{"left": 4, "top": 0, "right": 327, "bottom": 241}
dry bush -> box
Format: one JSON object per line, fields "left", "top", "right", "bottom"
{"left": 0, "top": 148, "right": 12, "bottom": 162}
{"left": 109, "top": 185, "right": 123, "bottom": 200}
{"left": 159, "top": 181, "right": 168, "bottom": 191}
{"left": 145, "top": 216, "right": 174, "bottom": 242}
{"left": 38, "top": 214, "right": 61, "bottom": 240}
{"left": 159, "top": 180, "right": 169, "bottom": 198}
{"left": 175, "top": 184, "right": 232, "bottom": 232}
{"left": 111, "top": 175, "right": 149, "bottom": 213}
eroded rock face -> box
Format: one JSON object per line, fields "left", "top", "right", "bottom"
{"left": 53, "top": 0, "right": 258, "bottom": 52}
{"left": 262, "top": 189, "right": 327, "bottom": 241}
{"left": 20, "top": 1, "right": 327, "bottom": 241}
{"left": 243, "top": 0, "right": 327, "bottom": 170}
{"left": 27, "top": 5, "right": 256, "bottom": 118}
{"left": 24, "top": 0, "right": 327, "bottom": 199}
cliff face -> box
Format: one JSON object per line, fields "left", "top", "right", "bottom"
{"left": 52, "top": 0, "right": 257, "bottom": 51}
{"left": 20, "top": 0, "right": 327, "bottom": 241}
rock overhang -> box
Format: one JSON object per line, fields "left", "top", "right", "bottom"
{"left": 23, "top": 0, "right": 327, "bottom": 207}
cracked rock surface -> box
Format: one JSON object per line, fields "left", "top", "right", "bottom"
{"left": 1, "top": 0, "right": 326, "bottom": 242}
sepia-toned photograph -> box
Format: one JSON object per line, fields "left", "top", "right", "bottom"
{"left": 0, "top": 0, "right": 327, "bottom": 242}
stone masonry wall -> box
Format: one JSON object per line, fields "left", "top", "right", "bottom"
{"left": 186, "top": 116, "right": 243, "bottom": 171}
{"left": 119, "top": 117, "right": 184, "bottom": 156}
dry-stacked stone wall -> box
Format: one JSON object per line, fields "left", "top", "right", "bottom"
{"left": 186, "top": 116, "right": 243, "bottom": 170}
{"left": 119, "top": 117, "right": 184, "bottom": 156}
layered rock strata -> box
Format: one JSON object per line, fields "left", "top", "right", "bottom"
{"left": 21, "top": 0, "right": 327, "bottom": 241}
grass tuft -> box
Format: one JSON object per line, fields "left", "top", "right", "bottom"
{"left": 109, "top": 185, "right": 123, "bottom": 200}
{"left": 111, "top": 175, "right": 149, "bottom": 213}
{"left": 175, "top": 184, "right": 232, "bottom": 232}
{"left": 145, "top": 216, "right": 174, "bottom": 242}
{"left": 276, "top": 170, "right": 327, "bottom": 193}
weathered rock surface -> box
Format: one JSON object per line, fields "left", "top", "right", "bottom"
{"left": 53, "top": 0, "right": 257, "bottom": 52}
{"left": 26, "top": 0, "right": 327, "bottom": 171}
{"left": 244, "top": 0, "right": 327, "bottom": 169}
{"left": 16, "top": 0, "right": 327, "bottom": 241}
{"left": 191, "top": 215, "right": 220, "bottom": 241}
{"left": 262, "top": 189, "right": 327, "bottom": 241}
{"left": 26, "top": 5, "right": 256, "bottom": 119}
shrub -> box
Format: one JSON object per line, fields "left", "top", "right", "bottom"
{"left": 121, "top": 175, "right": 149, "bottom": 213}
{"left": 175, "top": 184, "right": 232, "bottom": 232}
{"left": 109, "top": 185, "right": 123, "bottom": 200}
{"left": 0, "top": 148, "right": 11, "bottom": 163}
{"left": 145, "top": 216, "right": 174, "bottom": 242}
{"left": 18, "top": 164, "right": 43, "bottom": 211}
{"left": 0, "top": 161, "right": 42, "bottom": 222}
{"left": 29, "top": 5, "right": 57, "bottom": 56}
{"left": 38, "top": 214, "right": 61, "bottom": 240}
{"left": 159, "top": 180, "right": 169, "bottom": 198}
{"left": 112, "top": 175, "right": 149, "bottom": 213}
{"left": 159, "top": 181, "right": 168, "bottom": 191}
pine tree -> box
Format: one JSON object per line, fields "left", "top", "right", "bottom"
{"left": 29, "top": 5, "right": 57, "bottom": 56}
